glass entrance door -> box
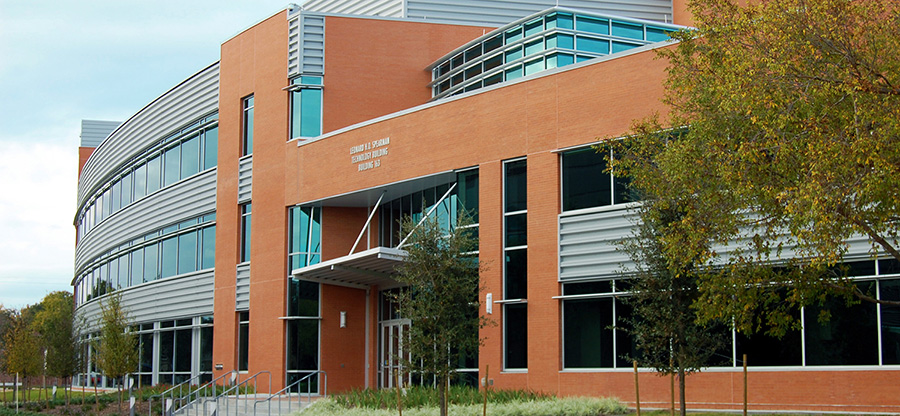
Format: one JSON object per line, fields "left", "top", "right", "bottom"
{"left": 378, "top": 319, "right": 410, "bottom": 388}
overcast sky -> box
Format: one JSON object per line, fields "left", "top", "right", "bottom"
{"left": 0, "top": 0, "right": 292, "bottom": 309}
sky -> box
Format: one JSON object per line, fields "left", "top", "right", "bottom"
{"left": 0, "top": 0, "right": 293, "bottom": 309}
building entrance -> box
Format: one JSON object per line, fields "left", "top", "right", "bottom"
{"left": 378, "top": 319, "right": 410, "bottom": 388}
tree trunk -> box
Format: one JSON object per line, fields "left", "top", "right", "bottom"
{"left": 678, "top": 367, "right": 686, "bottom": 416}
{"left": 94, "top": 378, "right": 99, "bottom": 405}
{"left": 65, "top": 376, "right": 70, "bottom": 409}
{"left": 438, "top": 375, "right": 448, "bottom": 416}
{"left": 118, "top": 384, "right": 123, "bottom": 413}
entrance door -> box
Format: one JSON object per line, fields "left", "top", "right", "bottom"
{"left": 378, "top": 319, "right": 410, "bottom": 388}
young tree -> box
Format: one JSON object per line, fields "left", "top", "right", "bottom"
{"left": 33, "top": 292, "right": 79, "bottom": 407}
{"left": 611, "top": 0, "right": 900, "bottom": 334}
{"left": 620, "top": 197, "right": 729, "bottom": 416}
{"left": 92, "top": 292, "right": 138, "bottom": 412}
{"left": 2, "top": 310, "right": 42, "bottom": 402}
{"left": 393, "top": 214, "right": 487, "bottom": 416}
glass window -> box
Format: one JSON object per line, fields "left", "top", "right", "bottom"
{"left": 504, "top": 303, "right": 527, "bottom": 369}
{"left": 143, "top": 243, "right": 158, "bottom": 283}
{"left": 118, "top": 253, "right": 130, "bottom": 288}
{"left": 291, "top": 78, "right": 323, "bottom": 140}
{"left": 133, "top": 163, "right": 147, "bottom": 200}
{"left": 524, "top": 39, "right": 543, "bottom": 56}
{"left": 181, "top": 135, "right": 200, "bottom": 179}
{"left": 287, "top": 320, "right": 319, "bottom": 371}
{"left": 146, "top": 154, "right": 161, "bottom": 194}
{"left": 159, "top": 330, "right": 174, "bottom": 372}
{"left": 505, "top": 214, "right": 527, "bottom": 248}
{"left": 577, "top": 36, "right": 609, "bottom": 54}
{"left": 484, "top": 35, "right": 503, "bottom": 53}
{"left": 612, "top": 41, "right": 639, "bottom": 54}
{"left": 881, "top": 278, "right": 900, "bottom": 364}
{"left": 200, "top": 327, "right": 213, "bottom": 374}
{"left": 557, "top": 13, "right": 574, "bottom": 29}
{"left": 562, "top": 148, "right": 610, "bottom": 210}
{"left": 111, "top": 180, "right": 122, "bottom": 212}
{"left": 464, "top": 44, "right": 482, "bottom": 62}
{"left": 735, "top": 327, "right": 802, "bottom": 366}
{"left": 504, "top": 160, "right": 527, "bottom": 212}
{"left": 484, "top": 55, "right": 502, "bottom": 72}
{"left": 161, "top": 236, "right": 178, "bottom": 279}
{"left": 202, "top": 226, "right": 216, "bottom": 270}
{"left": 804, "top": 282, "right": 878, "bottom": 365}
{"left": 243, "top": 95, "right": 254, "bottom": 155}
{"left": 175, "top": 329, "right": 192, "bottom": 372}
{"left": 163, "top": 145, "right": 181, "bottom": 187}
{"left": 203, "top": 127, "right": 218, "bottom": 170}
{"left": 558, "top": 34, "right": 574, "bottom": 49}
{"left": 524, "top": 58, "right": 543, "bottom": 76}
{"left": 464, "top": 64, "right": 482, "bottom": 80}
{"left": 504, "top": 249, "right": 527, "bottom": 299}
{"left": 564, "top": 298, "right": 613, "bottom": 368}
{"left": 505, "top": 46, "right": 523, "bottom": 63}
{"left": 178, "top": 231, "right": 198, "bottom": 275}
{"left": 523, "top": 18, "right": 542, "bottom": 37}
{"left": 238, "top": 311, "right": 249, "bottom": 371}
{"left": 484, "top": 73, "right": 502, "bottom": 87}
{"left": 241, "top": 203, "right": 252, "bottom": 263}
{"left": 577, "top": 15, "right": 608, "bottom": 34}
{"left": 288, "top": 279, "right": 320, "bottom": 317}
{"left": 612, "top": 20, "right": 644, "bottom": 40}
{"left": 505, "top": 26, "right": 523, "bottom": 43}
{"left": 131, "top": 248, "right": 144, "bottom": 285}
{"left": 646, "top": 26, "right": 670, "bottom": 42}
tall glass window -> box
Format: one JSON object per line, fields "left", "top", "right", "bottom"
{"left": 288, "top": 206, "right": 321, "bottom": 270}
{"left": 241, "top": 203, "right": 252, "bottom": 263}
{"left": 503, "top": 158, "right": 527, "bottom": 370}
{"left": 290, "top": 76, "right": 323, "bottom": 140}
{"left": 238, "top": 311, "right": 250, "bottom": 372}
{"left": 242, "top": 95, "right": 254, "bottom": 155}
{"left": 287, "top": 279, "right": 319, "bottom": 392}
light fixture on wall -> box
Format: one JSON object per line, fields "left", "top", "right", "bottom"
{"left": 340, "top": 311, "right": 347, "bottom": 328}
{"left": 486, "top": 293, "right": 493, "bottom": 314}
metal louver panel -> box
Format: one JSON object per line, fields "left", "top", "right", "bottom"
{"left": 238, "top": 155, "right": 253, "bottom": 203}
{"left": 236, "top": 264, "right": 251, "bottom": 311}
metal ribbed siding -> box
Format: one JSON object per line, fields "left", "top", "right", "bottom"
{"left": 74, "top": 169, "right": 217, "bottom": 274}
{"left": 559, "top": 207, "right": 884, "bottom": 282}
{"left": 238, "top": 155, "right": 253, "bottom": 203}
{"left": 559, "top": 207, "right": 636, "bottom": 281}
{"left": 235, "top": 264, "right": 251, "bottom": 311}
{"left": 407, "top": 0, "right": 673, "bottom": 24}
{"left": 77, "top": 63, "right": 219, "bottom": 209}
{"left": 80, "top": 120, "right": 122, "bottom": 148}
{"left": 302, "top": 0, "right": 403, "bottom": 17}
{"left": 75, "top": 270, "right": 214, "bottom": 333}
{"left": 288, "top": 9, "right": 325, "bottom": 78}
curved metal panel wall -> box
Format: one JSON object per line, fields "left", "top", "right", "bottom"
{"left": 75, "top": 169, "right": 217, "bottom": 274}
{"left": 76, "top": 270, "right": 215, "bottom": 333}
{"left": 77, "top": 63, "right": 219, "bottom": 208}
{"left": 302, "top": 0, "right": 403, "bottom": 17}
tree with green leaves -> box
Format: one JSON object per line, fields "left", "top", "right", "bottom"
{"left": 33, "top": 291, "right": 79, "bottom": 407}
{"left": 2, "top": 309, "right": 42, "bottom": 402}
{"left": 92, "top": 292, "right": 138, "bottom": 412}
{"left": 620, "top": 196, "right": 729, "bottom": 416}
{"left": 610, "top": 0, "right": 900, "bottom": 336}
{"left": 393, "top": 214, "right": 487, "bottom": 416}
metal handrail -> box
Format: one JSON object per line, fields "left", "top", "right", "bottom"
{"left": 171, "top": 371, "right": 234, "bottom": 416}
{"left": 252, "top": 371, "right": 327, "bottom": 416}
{"left": 214, "top": 371, "right": 272, "bottom": 416}
{"left": 146, "top": 374, "right": 205, "bottom": 416}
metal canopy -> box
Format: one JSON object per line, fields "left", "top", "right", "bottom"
{"left": 291, "top": 247, "right": 408, "bottom": 289}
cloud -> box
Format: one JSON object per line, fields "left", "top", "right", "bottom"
{"left": 0, "top": 137, "right": 77, "bottom": 308}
